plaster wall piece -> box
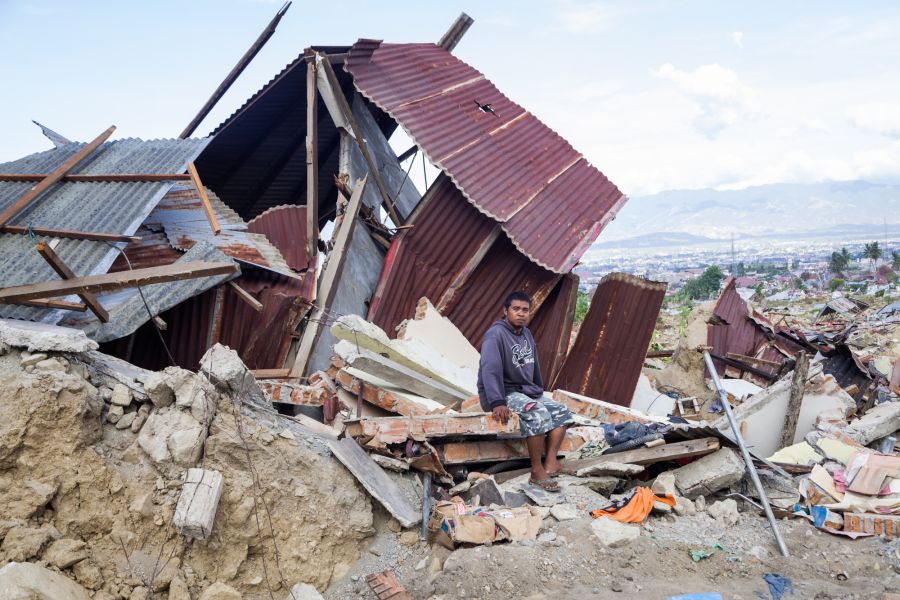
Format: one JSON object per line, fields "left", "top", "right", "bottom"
{"left": 396, "top": 297, "right": 480, "bottom": 373}
{"left": 767, "top": 441, "right": 824, "bottom": 465}
{"left": 173, "top": 468, "right": 225, "bottom": 540}
{"left": 0, "top": 318, "right": 98, "bottom": 352}
{"left": 843, "top": 401, "right": 900, "bottom": 446}
{"left": 628, "top": 373, "right": 676, "bottom": 417}
{"left": 671, "top": 448, "right": 745, "bottom": 498}
{"left": 331, "top": 314, "right": 476, "bottom": 395}
{"left": 333, "top": 340, "right": 469, "bottom": 407}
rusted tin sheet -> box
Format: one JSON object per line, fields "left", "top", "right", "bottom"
{"left": 552, "top": 273, "right": 666, "bottom": 407}
{"left": 247, "top": 204, "right": 313, "bottom": 271}
{"left": 345, "top": 40, "right": 626, "bottom": 273}
{"left": 367, "top": 174, "right": 496, "bottom": 336}
{"left": 528, "top": 273, "right": 579, "bottom": 385}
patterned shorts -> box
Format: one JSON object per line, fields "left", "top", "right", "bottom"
{"left": 505, "top": 392, "right": 575, "bottom": 437}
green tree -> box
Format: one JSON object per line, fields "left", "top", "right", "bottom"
{"left": 574, "top": 291, "right": 591, "bottom": 324}
{"left": 828, "top": 277, "right": 844, "bottom": 292}
{"left": 829, "top": 251, "right": 848, "bottom": 274}
{"left": 892, "top": 251, "right": 900, "bottom": 270}
{"left": 863, "top": 241, "right": 882, "bottom": 271}
{"left": 678, "top": 266, "right": 724, "bottom": 300}
{"left": 841, "top": 247, "right": 851, "bottom": 268}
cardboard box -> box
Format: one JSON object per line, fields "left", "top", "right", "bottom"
{"left": 428, "top": 498, "right": 541, "bottom": 549}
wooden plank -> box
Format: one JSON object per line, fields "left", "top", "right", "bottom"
{"left": 15, "top": 298, "right": 88, "bottom": 311}
{"left": 305, "top": 55, "right": 319, "bottom": 260}
{"left": 0, "top": 125, "right": 116, "bottom": 227}
{"left": 0, "top": 174, "right": 191, "bottom": 182}
{"left": 780, "top": 351, "right": 810, "bottom": 449}
{"left": 0, "top": 261, "right": 237, "bottom": 303}
{"left": 251, "top": 368, "right": 292, "bottom": 379}
{"left": 343, "top": 413, "right": 519, "bottom": 444}
{"left": 207, "top": 285, "right": 226, "bottom": 348}
{"left": 179, "top": 1, "right": 291, "bottom": 138}
{"left": 227, "top": 281, "right": 263, "bottom": 312}
{"left": 317, "top": 55, "right": 402, "bottom": 225}
{"left": 3, "top": 225, "right": 140, "bottom": 244}
{"left": 438, "top": 12, "right": 475, "bottom": 52}
{"left": 289, "top": 176, "right": 367, "bottom": 377}
{"left": 328, "top": 437, "right": 421, "bottom": 527}
{"left": 186, "top": 162, "right": 221, "bottom": 235}
{"left": 36, "top": 241, "right": 110, "bottom": 323}
{"left": 726, "top": 352, "right": 782, "bottom": 369}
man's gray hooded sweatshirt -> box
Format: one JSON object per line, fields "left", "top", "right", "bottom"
{"left": 477, "top": 319, "right": 544, "bottom": 411}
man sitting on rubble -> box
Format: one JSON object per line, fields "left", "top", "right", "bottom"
{"left": 477, "top": 290, "right": 575, "bottom": 492}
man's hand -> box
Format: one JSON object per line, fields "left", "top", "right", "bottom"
{"left": 492, "top": 405, "right": 512, "bottom": 425}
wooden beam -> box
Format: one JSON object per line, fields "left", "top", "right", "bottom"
{"left": 186, "top": 162, "right": 221, "bottom": 235}
{"left": 227, "top": 281, "right": 263, "bottom": 312}
{"left": 288, "top": 176, "right": 368, "bottom": 377}
{"left": 438, "top": 12, "right": 474, "bottom": 52}
{"left": 0, "top": 174, "right": 192, "bottom": 182}
{"left": 207, "top": 285, "right": 226, "bottom": 348}
{"left": 306, "top": 54, "right": 320, "bottom": 261}
{"left": 726, "top": 352, "right": 782, "bottom": 369}
{"left": 780, "top": 351, "right": 810, "bottom": 449}
{"left": 0, "top": 125, "right": 116, "bottom": 227}
{"left": 251, "top": 368, "right": 292, "bottom": 379}
{"left": 179, "top": 1, "right": 292, "bottom": 138}
{"left": 396, "top": 145, "right": 418, "bottom": 164}
{"left": 317, "top": 55, "right": 402, "bottom": 225}
{"left": 0, "top": 261, "right": 237, "bottom": 303}
{"left": 152, "top": 316, "right": 168, "bottom": 331}
{"left": 3, "top": 225, "right": 140, "bottom": 244}
{"left": 15, "top": 298, "right": 87, "bottom": 312}
{"left": 36, "top": 241, "right": 110, "bottom": 323}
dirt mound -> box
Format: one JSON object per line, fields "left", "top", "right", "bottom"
{"left": 0, "top": 345, "right": 374, "bottom": 598}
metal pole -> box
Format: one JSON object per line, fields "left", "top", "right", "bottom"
{"left": 420, "top": 473, "right": 432, "bottom": 541}
{"left": 702, "top": 350, "right": 791, "bottom": 557}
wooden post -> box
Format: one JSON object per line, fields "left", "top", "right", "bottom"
{"left": 186, "top": 163, "right": 221, "bottom": 235}
{"left": 438, "top": 12, "right": 474, "bottom": 52}
{"left": 305, "top": 54, "right": 320, "bottom": 262}
{"left": 780, "top": 351, "right": 810, "bottom": 448}
{"left": 35, "top": 241, "right": 110, "bottom": 323}
{"left": 0, "top": 125, "right": 116, "bottom": 227}
{"left": 3, "top": 225, "right": 140, "bottom": 244}
{"left": 227, "top": 281, "right": 263, "bottom": 312}
{"left": 207, "top": 285, "right": 226, "bottom": 349}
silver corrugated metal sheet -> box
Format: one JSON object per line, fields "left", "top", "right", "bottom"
{"left": 0, "top": 138, "right": 210, "bottom": 324}
{"left": 59, "top": 241, "right": 238, "bottom": 342}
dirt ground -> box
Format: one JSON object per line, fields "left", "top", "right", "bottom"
{"left": 328, "top": 505, "right": 899, "bottom": 600}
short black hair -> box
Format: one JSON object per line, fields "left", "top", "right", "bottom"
{"left": 503, "top": 290, "right": 532, "bottom": 309}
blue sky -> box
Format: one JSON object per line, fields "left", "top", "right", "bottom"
{"left": 2, "top": 0, "right": 899, "bottom": 197}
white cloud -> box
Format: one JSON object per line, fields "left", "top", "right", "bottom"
{"left": 848, "top": 102, "right": 900, "bottom": 138}
{"left": 653, "top": 62, "right": 759, "bottom": 138}
{"left": 554, "top": 1, "right": 614, "bottom": 33}
{"left": 730, "top": 31, "right": 744, "bottom": 47}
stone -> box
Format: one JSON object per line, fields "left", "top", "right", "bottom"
{"left": 99, "top": 386, "right": 113, "bottom": 402}
{"left": 2, "top": 479, "right": 58, "bottom": 519}
{"left": 575, "top": 462, "right": 644, "bottom": 477}
{"left": 129, "top": 493, "right": 154, "bottom": 517}
{"left": 399, "top": 530, "right": 419, "bottom": 547}
{"left": 168, "top": 576, "right": 191, "bottom": 600}
{"left": 843, "top": 401, "right": 900, "bottom": 446}
{"left": 707, "top": 499, "right": 740, "bottom": 526}
{"left": 163, "top": 367, "right": 218, "bottom": 424}
{"left": 749, "top": 545, "right": 770, "bottom": 560}
{"left": 143, "top": 372, "right": 175, "bottom": 408}
{"left": 131, "top": 413, "right": 148, "bottom": 433}
{"left": 1, "top": 525, "right": 57, "bottom": 561}
{"left": 131, "top": 587, "right": 151, "bottom": 600}
{"left": 284, "top": 582, "right": 325, "bottom": 600}
{"left": 35, "top": 358, "right": 67, "bottom": 373}
{"left": 537, "top": 531, "right": 557, "bottom": 543}
{"left": 116, "top": 412, "right": 137, "bottom": 430}
{"left": 550, "top": 503, "right": 580, "bottom": 521}
{"left": 0, "top": 561, "right": 92, "bottom": 599}
{"left": 72, "top": 559, "right": 104, "bottom": 590}
{"left": 199, "top": 582, "right": 242, "bottom": 600}
{"left": 107, "top": 405, "right": 124, "bottom": 424}
{"left": 650, "top": 472, "right": 677, "bottom": 496}
{"left": 111, "top": 384, "right": 133, "bottom": 407}
{"left": 694, "top": 495, "right": 706, "bottom": 511}
{"left": 20, "top": 352, "right": 48, "bottom": 367}
{"left": 590, "top": 517, "right": 640, "bottom": 548}
{"left": 137, "top": 407, "right": 206, "bottom": 467}
{"left": 199, "top": 344, "right": 268, "bottom": 407}
{"left": 0, "top": 318, "right": 98, "bottom": 352}
{"left": 652, "top": 500, "right": 672, "bottom": 514}
{"left": 672, "top": 449, "right": 745, "bottom": 498}
{"left": 44, "top": 538, "right": 89, "bottom": 569}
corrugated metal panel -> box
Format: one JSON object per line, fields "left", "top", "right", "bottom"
{"left": 247, "top": 205, "right": 313, "bottom": 271}
{"left": 147, "top": 184, "right": 299, "bottom": 279}
{"left": 0, "top": 138, "right": 210, "bottom": 324}
{"left": 345, "top": 40, "right": 627, "bottom": 273}
{"left": 367, "top": 174, "right": 496, "bottom": 335}
{"left": 529, "top": 273, "right": 579, "bottom": 385}
{"left": 108, "top": 227, "right": 183, "bottom": 272}
{"left": 551, "top": 273, "right": 666, "bottom": 406}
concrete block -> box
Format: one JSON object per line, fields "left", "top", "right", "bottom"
{"left": 173, "top": 469, "right": 224, "bottom": 540}
{"left": 672, "top": 449, "right": 745, "bottom": 498}
{"left": 590, "top": 517, "right": 640, "bottom": 547}
{"left": 843, "top": 401, "right": 900, "bottom": 446}
{"left": 0, "top": 562, "right": 91, "bottom": 600}
{"left": 0, "top": 318, "right": 98, "bottom": 353}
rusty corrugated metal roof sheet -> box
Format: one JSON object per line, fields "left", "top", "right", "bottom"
{"left": 551, "top": 273, "right": 666, "bottom": 406}
{"left": 344, "top": 40, "right": 626, "bottom": 273}
{"left": 247, "top": 204, "right": 313, "bottom": 271}
{"left": 528, "top": 273, "right": 579, "bottom": 385}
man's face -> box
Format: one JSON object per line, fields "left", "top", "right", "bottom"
{"left": 504, "top": 299, "right": 531, "bottom": 328}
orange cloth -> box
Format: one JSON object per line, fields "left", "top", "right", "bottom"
{"left": 589, "top": 487, "right": 676, "bottom": 523}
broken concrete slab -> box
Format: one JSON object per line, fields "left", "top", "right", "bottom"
{"left": 396, "top": 297, "right": 480, "bottom": 373}
{"left": 0, "top": 318, "right": 98, "bottom": 353}
{"left": 174, "top": 469, "right": 224, "bottom": 540}
{"left": 43, "top": 538, "right": 89, "bottom": 569}
{"left": 553, "top": 389, "right": 670, "bottom": 425}
{"left": 137, "top": 407, "right": 206, "bottom": 467}
{"left": 521, "top": 484, "right": 565, "bottom": 507}
{"left": 651, "top": 471, "right": 677, "bottom": 497}
{"left": 334, "top": 367, "right": 446, "bottom": 416}
{"left": 575, "top": 462, "right": 644, "bottom": 478}
{"left": 0, "top": 561, "right": 92, "bottom": 600}
{"left": 843, "top": 401, "right": 900, "bottom": 446}
{"left": 199, "top": 343, "right": 268, "bottom": 408}
{"left": 591, "top": 517, "right": 640, "bottom": 548}
{"left": 142, "top": 371, "right": 174, "bottom": 407}
{"left": 334, "top": 340, "right": 469, "bottom": 407}
{"left": 550, "top": 503, "right": 580, "bottom": 521}
{"left": 343, "top": 413, "right": 519, "bottom": 445}
{"left": 328, "top": 437, "right": 421, "bottom": 528}
{"left": 672, "top": 448, "right": 745, "bottom": 499}
{"left": 707, "top": 499, "right": 740, "bottom": 526}
{"left": 463, "top": 478, "right": 505, "bottom": 507}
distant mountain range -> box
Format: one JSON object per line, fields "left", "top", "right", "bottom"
{"left": 595, "top": 180, "right": 900, "bottom": 248}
